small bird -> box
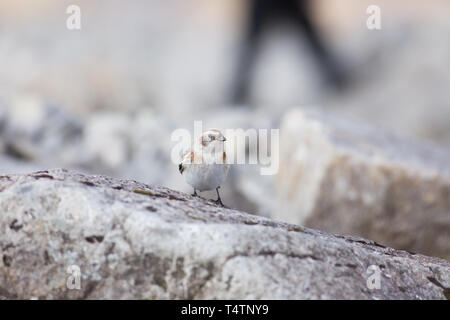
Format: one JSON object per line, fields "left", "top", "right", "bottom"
{"left": 179, "top": 129, "right": 229, "bottom": 206}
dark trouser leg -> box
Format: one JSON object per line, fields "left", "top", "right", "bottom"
{"left": 291, "top": 0, "right": 349, "bottom": 89}
{"left": 230, "top": 0, "right": 272, "bottom": 105}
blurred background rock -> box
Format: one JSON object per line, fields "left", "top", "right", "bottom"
{"left": 0, "top": 0, "right": 449, "bottom": 258}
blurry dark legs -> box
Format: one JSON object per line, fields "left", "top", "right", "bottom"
{"left": 192, "top": 189, "right": 198, "bottom": 197}
{"left": 230, "top": 43, "right": 258, "bottom": 105}
{"left": 231, "top": 0, "right": 349, "bottom": 105}
{"left": 231, "top": 0, "right": 269, "bottom": 105}
{"left": 291, "top": 1, "right": 349, "bottom": 89}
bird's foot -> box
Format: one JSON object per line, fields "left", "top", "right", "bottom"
{"left": 212, "top": 186, "right": 225, "bottom": 207}
{"left": 191, "top": 190, "right": 207, "bottom": 200}
{"left": 214, "top": 198, "right": 225, "bottom": 207}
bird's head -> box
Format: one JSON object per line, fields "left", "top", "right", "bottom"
{"left": 200, "top": 129, "right": 226, "bottom": 151}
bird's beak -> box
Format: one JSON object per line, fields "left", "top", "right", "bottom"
{"left": 220, "top": 137, "right": 226, "bottom": 141}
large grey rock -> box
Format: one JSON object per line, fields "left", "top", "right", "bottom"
{"left": 0, "top": 169, "right": 449, "bottom": 299}
{"left": 277, "top": 108, "right": 450, "bottom": 260}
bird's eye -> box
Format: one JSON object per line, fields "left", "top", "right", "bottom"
{"left": 209, "top": 135, "right": 215, "bottom": 140}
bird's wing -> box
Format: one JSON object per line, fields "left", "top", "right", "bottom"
{"left": 178, "top": 162, "right": 184, "bottom": 174}
{"left": 179, "top": 151, "right": 198, "bottom": 174}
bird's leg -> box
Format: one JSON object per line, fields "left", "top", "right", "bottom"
{"left": 192, "top": 189, "right": 198, "bottom": 197}
{"left": 215, "top": 187, "right": 224, "bottom": 207}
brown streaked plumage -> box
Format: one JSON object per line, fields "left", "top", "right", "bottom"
{"left": 179, "top": 129, "right": 229, "bottom": 206}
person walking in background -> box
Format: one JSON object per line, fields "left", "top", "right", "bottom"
{"left": 231, "top": 0, "right": 350, "bottom": 105}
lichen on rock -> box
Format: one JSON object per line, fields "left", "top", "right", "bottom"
{"left": 0, "top": 169, "right": 449, "bottom": 299}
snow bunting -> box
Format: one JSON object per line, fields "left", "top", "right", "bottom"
{"left": 179, "top": 129, "right": 229, "bottom": 206}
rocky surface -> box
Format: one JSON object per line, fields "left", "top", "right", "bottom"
{"left": 0, "top": 169, "right": 449, "bottom": 299}
{"left": 2, "top": 0, "right": 450, "bottom": 263}
{"left": 1, "top": 99, "right": 450, "bottom": 262}
{"left": 0, "top": 99, "right": 274, "bottom": 216}
{"left": 277, "top": 109, "right": 450, "bottom": 260}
